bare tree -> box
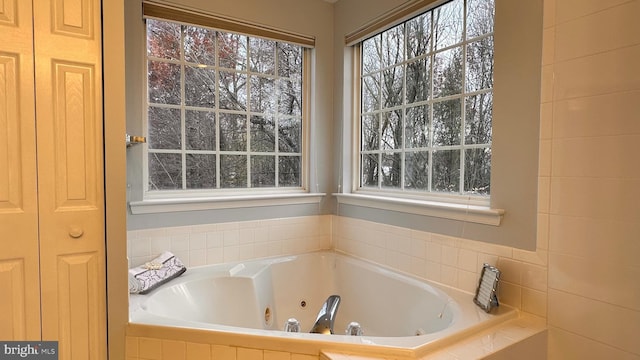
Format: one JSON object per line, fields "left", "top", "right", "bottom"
{"left": 146, "top": 20, "right": 303, "bottom": 190}
{"left": 360, "top": 0, "right": 494, "bottom": 194}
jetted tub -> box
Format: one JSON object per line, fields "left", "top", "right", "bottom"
{"left": 129, "top": 251, "right": 517, "bottom": 358}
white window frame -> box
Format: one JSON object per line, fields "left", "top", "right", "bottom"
{"left": 131, "top": 6, "right": 322, "bottom": 215}
{"left": 336, "top": 0, "right": 504, "bottom": 226}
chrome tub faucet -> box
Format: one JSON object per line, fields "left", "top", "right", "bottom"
{"left": 310, "top": 295, "right": 341, "bottom": 334}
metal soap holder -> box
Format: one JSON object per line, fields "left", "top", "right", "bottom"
{"left": 473, "top": 263, "right": 501, "bottom": 313}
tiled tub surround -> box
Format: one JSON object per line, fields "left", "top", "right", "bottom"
{"left": 127, "top": 215, "right": 547, "bottom": 319}
{"left": 126, "top": 215, "right": 547, "bottom": 359}
{"left": 332, "top": 216, "right": 549, "bottom": 319}
{"left": 127, "top": 216, "right": 332, "bottom": 268}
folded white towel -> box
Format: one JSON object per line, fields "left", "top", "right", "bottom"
{"left": 129, "top": 251, "right": 186, "bottom": 294}
{"left": 128, "top": 272, "right": 142, "bottom": 293}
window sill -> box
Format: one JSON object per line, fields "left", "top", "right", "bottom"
{"left": 129, "top": 193, "right": 325, "bottom": 215}
{"left": 334, "top": 193, "right": 504, "bottom": 226}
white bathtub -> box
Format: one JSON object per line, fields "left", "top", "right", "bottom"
{"left": 129, "top": 251, "right": 517, "bottom": 357}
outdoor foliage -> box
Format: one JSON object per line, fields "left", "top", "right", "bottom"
{"left": 360, "top": 0, "right": 494, "bottom": 195}
{"left": 146, "top": 20, "right": 303, "bottom": 190}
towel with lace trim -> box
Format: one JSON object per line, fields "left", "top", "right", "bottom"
{"left": 129, "top": 251, "right": 186, "bottom": 294}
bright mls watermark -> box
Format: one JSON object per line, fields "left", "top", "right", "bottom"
{"left": 0, "top": 342, "right": 57, "bottom": 359}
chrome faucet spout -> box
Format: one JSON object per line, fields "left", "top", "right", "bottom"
{"left": 310, "top": 295, "right": 341, "bottom": 334}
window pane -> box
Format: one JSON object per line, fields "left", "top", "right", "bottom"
{"left": 220, "top": 155, "right": 247, "bottom": 188}
{"left": 362, "top": 35, "right": 381, "bottom": 74}
{"left": 381, "top": 152, "right": 401, "bottom": 188}
{"left": 362, "top": 74, "right": 380, "bottom": 113}
{"left": 146, "top": 20, "right": 304, "bottom": 192}
{"left": 149, "top": 153, "right": 182, "bottom": 190}
{"left": 186, "top": 110, "right": 215, "bottom": 151}
{"left": 433, "top": 47, "right": 463, "bottom": 98}
{"left": 466, "top": 36, "right": 494, "bottom": 92}
{"left": 219, "top": 113, "right": 246, "bottom": 151}
{"left": 465, "top": 147, "right": 491, "bottom": 194}
{"left": 361, "top": 154, "right": 378, "bottom": 187}
{"left": 219, "top": 70, "right": 247, "bottom": 110}
{"left": 405, "top": 151, "right": 429, "bottom": 190}
{"left": 467, "top": 0, "right": 495, "bottom": 39}
{"left": 184, "top": 26, "right": 216, "bottom": 65}
{"left": 433, "top": 98, "right": 461, "bottom": 146}
{"left": 433, "top": 0, "right": 463, "bottom": 50}
{"left": 148, "top": 106, "right": 181, "bottom": 149}
{"left": 148, "top": 61, "right": 181, "bottom": 105}
{"left": 279, "top": 117, "right": 301, "bottom": 153}
{"left": 250, "top": 75, "right": 276, "bottom": 113}
{"left": 186, "top": 154, "right": 216, "bottom": 189}
{"left": 357, "top": 0, "right": 493, "bottom": 197}
{"left": 147, "top": 19, "right": 180, "bottom": 60}
{"left": 381, "top": 24, "right": 404, "bottom": 67}
{"left": 465, "top": 92, "right": 492, "bottom": 144}
{"left": 361, "top": 114, "right": 379, "bottom": 151}
{"left": 278, "top": 43, "right": 302, "bottom": 80}
{"left": 381, "top": 110, "right": 402, "bottom": 150}
{"left": 407, "top": 13, "right": 432, "bottom": 59}
{"left": 432, "top": 150, "right": 460, "bottom": 192}
{"left": 250, "top": 115, "right": 275, "bottom": 152}
{"left": 185, "top": 66, "right": 216, "bottom": 108}
{"left": 249, "top": 37, "right": 276, "bottom": 75}
{"left": 218, "top": 32, "right": 247, "bottom": 70}
{"left": 405, "top": 105, "right": 429, "bottom": 148}
{"left": 279, "top": 156, "right": 301, "bottom": 187}
{"left": 278, "top": 79, "right": 302, "bottom": 116}
{"left": 406, "top": 58, "right": 430, "bottom": 104}
{"left": 251, "top": 155, "right": 275, "bottom": 187}
{"left": 382, "top": 65, "right": 404, "bottom": 108}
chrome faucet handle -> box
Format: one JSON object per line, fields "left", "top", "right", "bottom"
{"left": 284, "top": 318, "right": 301, "bottom": 332}
{"left": 346, "top": 321, "right": 363, "bottom": 336}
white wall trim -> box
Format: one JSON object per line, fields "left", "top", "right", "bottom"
{"left": 334, "top": 193, "right": 504, "bottom": 226}
{"left": 130, "top": 193, "right": 324, "bottom": 214}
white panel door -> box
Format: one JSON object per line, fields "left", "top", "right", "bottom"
{"left": 0, "top": 0, "right": 42, "bottom": 341}
{"left": 33, "top": 0, "right": 107, "bottom": 359}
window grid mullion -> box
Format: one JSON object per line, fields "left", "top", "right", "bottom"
{"left": 245, "top": 38, "right": 251, "bottom": 188}
{"left": 459, "top": 0, "right": 468, "bottom": 195}
{"left": 400, "top": 23, "right": 407, "bottom": 191}
{"left": 180, "top": 25, "right": 187, "bottom": 190}
{"left": 246, "top": 116, "right": 251, "bottom": 188}
{"left": 215, "top": 32, "right": 222, "bottom": 189}
{"left": 246, "top": 80, "right": 252, "bottom": 188}
{"left": 379, "top": 35, "right": 383, "bottom": 189}
{"left": 428, "top": 10, "right": 435, "bottom": 193}
{"left": 274, "top": 45, "right": 280, "bottom": 187}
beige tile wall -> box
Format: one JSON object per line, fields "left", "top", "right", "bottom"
{"left": 331, "top": 216, "right": 549, "bottom": 319}
{"left": 544, "top": 0, "right": 640, "bottom": 358}
{"left": 127, "top": 215, "right": 332, "bottom": 268}
{"left": 126, "top": 336, "right": 317, "bottom": 360}
{"left": 125, "top": 317, "right": 547, "bottom": 360}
